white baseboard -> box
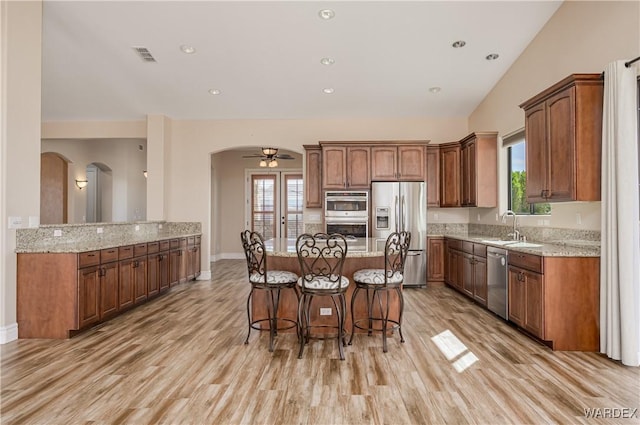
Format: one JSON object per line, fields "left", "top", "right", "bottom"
{"left": 0, "top": 323, "right": 18, "bottom": 344}
{"left": 197, "top": 270, "right": 212, "bottom": 280}
{"left": 211, "top": 252, "right": 245, "bottom": 262}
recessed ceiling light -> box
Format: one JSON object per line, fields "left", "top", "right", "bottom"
{"left": 486, "top": 53, "right": 499, "bottom": 61}
{"left": 319, "top": 9, "right": 335, "bottom": 20}
{"left": 452, "top": 40, "right": 466, "bottom": 48}
{"left": 180, "top": 45, "right": 196, "bottom": 54}
{"left": 429, "top": 87, "right": 441, "bottom": 94}
{"left": 322, "top": 88, "right": 335, "bottom": 94}
{"left": 208, "top": 89, "right": 221, "bottom": 95}
{"left": 320, "top": 57, "right": 335, "bottom": 66}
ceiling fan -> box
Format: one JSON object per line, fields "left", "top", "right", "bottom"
{"left": 242, "top": 147, "right": 294, "bottom": 167}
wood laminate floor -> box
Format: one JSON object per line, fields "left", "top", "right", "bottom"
{"left": 1, "top": 259, "right": 639, "bottom": 424}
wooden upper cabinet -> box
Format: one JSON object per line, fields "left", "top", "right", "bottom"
{"left": 304, "top": 145, "right": 322, "bottom": 208}
{"left": 426, "top": 146, "right": 440, "bottom": 207}
{"left": 520, "top": 74, "right": 603, "bottom": 202}
{"left": 439, "top": 143, "right": 461, "bottom": 207}
{"left": 371, "top": 145, "right": 425, "bottom": 181}
{"left": 322, "top": 145, "right": 370, "bottom": 189}
{"left": 460, "top": 132, "right": 497, "bottom": 208}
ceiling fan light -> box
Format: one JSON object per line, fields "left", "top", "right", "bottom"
{"left": 262, "top": 147, "right": 277, "bottom": 156}
{"left": 268, "top": 159, "right": 278, "bottom": 168}
{"left": 259, "top": 159, "right": 267, "bottom": 167}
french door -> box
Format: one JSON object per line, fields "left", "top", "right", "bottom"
{"left": 249, "top": 171, "right": 303, "bottom": 239}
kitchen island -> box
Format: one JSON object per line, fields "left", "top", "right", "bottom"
{"left": 253, "top": 238, "right": 402, "bottom": 334}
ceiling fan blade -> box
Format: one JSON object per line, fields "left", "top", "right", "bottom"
{"left": 275, "top": 154, "right": 295, "bottom": 159}
{"left": 242, "top": 154, "right": 263, "bottom": 158}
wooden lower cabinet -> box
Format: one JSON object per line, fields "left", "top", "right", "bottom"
{"left": 508, "top": 266, "right": 543, "bottom": 338}
{"left": 169, "top": 247, "right": 181, "bottom": 286}
{"left": 78, "top": 265, "right": 100, "bottom": 329}
{"left": 118, "top": 258, "right": 135, "bottom": 310}
{"left": 427, "top": 237, "right": 445, "bottom": 283}
{"left": 473, "top": 255, "right": 487, "bottom": 305}
{"left": 99, "top": 261, "right": 119, "bottom": 319}
{"left": 133, "top": 256, "right": 148, "bottom": 305}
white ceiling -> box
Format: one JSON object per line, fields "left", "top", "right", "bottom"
{"left": 41, "top": 1, "right": 562, "bottom": 122}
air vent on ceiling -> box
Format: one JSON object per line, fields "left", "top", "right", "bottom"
{"left": 132, "top": 46, "right": 156, "bottom": 62}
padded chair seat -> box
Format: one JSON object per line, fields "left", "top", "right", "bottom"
{"left": 298, "top": 274, "right": 350, "bottom": 290}
{"left": 353, "top": 269, "right": 404, "bottom": 285}
{"left": 249, "top": 270, "right": 298, "bottom": 284}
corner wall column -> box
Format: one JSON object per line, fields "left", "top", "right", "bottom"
{"left": 146, "top": 114, "right": 171, "bottom": 221}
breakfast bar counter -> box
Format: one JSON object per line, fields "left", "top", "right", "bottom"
{"left": 253, "top": 238, "right": 404, "bottom": 334}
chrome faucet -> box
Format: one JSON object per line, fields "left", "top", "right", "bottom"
{"left": 502, "top": 210, "right": 520, "bottom": 241}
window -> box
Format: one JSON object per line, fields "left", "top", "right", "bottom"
{"left": 249, "top": 172, "right": 304, "bottom": 239}
{"left": 506, "top": 133, "right": 550, "bottom": 215}
{"left": 251, "top": 175, "right": 276, "bottom": 239}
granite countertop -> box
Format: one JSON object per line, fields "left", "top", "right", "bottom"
{"left": 429, "top": 233, "right": 600, "bottom": 257}
{"left": 16, "top": 232, "right": 202, "bottom": 254}
{"left": 265, "top": 238, "right": 386, "bottom": 258}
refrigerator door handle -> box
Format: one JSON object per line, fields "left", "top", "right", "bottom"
{"left": 401, "top": 195, "right": 406, "bottom": 232}
{"left": 394, "top": 195, "right": 399, "bottom": 232}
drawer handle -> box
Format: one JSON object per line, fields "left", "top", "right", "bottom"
{"left": 87, "top": 254, "right": 96, "bottom": 257}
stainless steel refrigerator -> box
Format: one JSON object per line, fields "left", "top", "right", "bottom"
{"left": 371, "top": 181, "right": 427, "bottom": 287}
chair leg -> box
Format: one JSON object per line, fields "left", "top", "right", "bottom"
{"left": 244, "top": 288, "right": 254, "bottom": 345}
{"left": 367, "top": 288, "right": 374, "bottom": 336}
{"left": 396, "top": 286, "right": 405, "bottom": 343}
{"left": 375, "top": 289, "right": 388, "bottom": 353}
{"left": 266, "top": 289, "right": 275, "bottom": 352}
{"left": 297, "top": 293, "right": 305, "bottom": 359}
{"left": 348, "top": 286, "right": 360, "bottom": 346}
{"left": 293, "top": 285, "right": 302, "bottom": 343}
{"left": 334, "top": 294, "right": 345, "bottom": 360}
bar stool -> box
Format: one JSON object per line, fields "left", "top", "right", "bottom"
{"left": 241, "top": 230, "right": 299, "bottom": 352}
{"left": 348, "top": 231, "right": 411, "bottom": 353}
{"left": 295, "top": 233, "right": 350, "bottom": 360}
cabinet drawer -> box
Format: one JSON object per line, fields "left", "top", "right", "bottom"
{"left": 473, "top": 243, "right": 487, "bottom": 258}
{"left": 78, "top": 251, "right": 100, "bottom": 268}
{"left": 100, "top": 247, "right": 119, "bottom": 263}
{"left": 170, "top": 239, "right": 180, "bottom": 249}
{"left": 508, "top": 251, "right": 543, "bottom": 273}
{"left": 147, "top": 242, "right": 159, "bottom": 254}
{"left": 179, "top": 238, "right": 187, "bottom": 248}
{"left": 134, "top": 243, "right": 148, "bottom": 257}
{"left": 159, "top": 240, "right": 171, "bottom": 251}
{"left": 195, "top": 235, "right": 201, "bottom": 245}
{"left": 187, "top": 236, "right": 195, "bottom": 246}
{"left": 446, "top": 239, "right": 462, "bottom": 251}
{"left": 462, "top": 241, "right": 473, "bottom": 254}
{"left": 119, "top": 245, "right": 134, "bottom": 260}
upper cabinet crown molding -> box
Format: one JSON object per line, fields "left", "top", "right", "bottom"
{"left": 520, "top": 74, "right": 603, "bottom": 203}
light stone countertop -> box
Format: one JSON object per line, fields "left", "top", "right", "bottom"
{"left": 430, "top": 233, "right": 600, "bottom": 257}
{"left": 265, "top": 238, "right": 386, "bottom": 258}
{"left": 15, "top": 232, "right": 201, "bottom": 254}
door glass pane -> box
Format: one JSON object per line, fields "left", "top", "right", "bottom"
{"left": 252, "top": 175, "right": 276, "bottom": 239}
{"left": 285, "top": 175, "right": 303, "bottom": 238}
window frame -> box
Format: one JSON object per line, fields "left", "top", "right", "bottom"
{"left": 505, "top": 133, "right": 550, "bottom": 216}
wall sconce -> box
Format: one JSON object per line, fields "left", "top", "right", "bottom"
{"left": 143, "top": 170, "right": 148, "bottom": 178}
{"left": 75, "top": 179, "right": 88, "bottom": 189}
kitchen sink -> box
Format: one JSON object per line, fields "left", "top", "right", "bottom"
{"left": 507, "top": 242, "right": 543, "bottom": 248}
{"left": 480, "top": 240, "right": 518, "bottom": 246}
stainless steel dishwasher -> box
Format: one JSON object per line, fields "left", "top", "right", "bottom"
{"left": 486, "top": 247, "right": 508, "bottom": 320}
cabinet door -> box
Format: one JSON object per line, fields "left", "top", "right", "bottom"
{"left": 440, "top": 145, "right": 460, "bottom": 207}
{"left": 322, "top": 146, "right": 347, "bottom": 189}
{"left": 169, "top": 249, "right": 180, "bottom": 286}
{"left": 159, "top": 252, "right": 170, "bottom": 291}
{"left": 525, "top": 103, "right": 548, "bottom": 202}
{"left": 304, "top": 146, "right": 322, "bottom": 208}
{"left": 119, "top": 258, "right": 135, "bottom": 310}
{"left": 426, "top": 146, "right": 440, "bottom": 207}
{"left": 78, "top": 266, "right": 100, "bottom": 328}
{"left": 370, "top": 146, "right": 397, "bottom": 181}
{"left": 194, "top": 243, "right": 201, "bottom": 278}
{"left": 133, "top": 256, "right": 148, "bottom": 304}
{"left": 445, "top": 247, "right": 456, "bottom": 286}
{"left": 546, "top": 87, "right": 576, "bottom": 201}
{"left": 99, "top": 262, "right": 119, "bottom": 319}
{"left": 346, "top": 146, "right": 370, "bottom": 188}
{"left": 473, "top": 256, "right": 487, "bottom": 306}
{"left": 427, "top": 238, "right": 445, "bottom": 282}
{"left": 508, "top": 267, "right": 525, "bottom": 327}
{"left": 461, "top": 254, "right": 474, "bottom": 297}
{"left": 524, "top": 271, "right": 544, "bottom": 338}
{"left": 148, "top": 254, "right": 160, "bottom": 298}
{"left": 461, "top": 141, "right": 477, "bottom": 206}
{"left": 398, "top": 145, "right": 425, "bottom": 181}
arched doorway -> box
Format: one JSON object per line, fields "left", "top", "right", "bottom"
{"left": 40, "top": 152, "right": 69, "bottom": 224}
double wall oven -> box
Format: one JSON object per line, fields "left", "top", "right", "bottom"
{"left": 324, "top": 191, "right": 368, "bottom": 238}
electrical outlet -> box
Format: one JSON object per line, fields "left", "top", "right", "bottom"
{"left": 576, "top": 213, "right": 582, "bottom": 225}
{"left": 53, "top": 229, "right": 62, "bottom": 237}
{"left": 433, "top": 213, "right": 439, "bottom": 220}
{"left": 97, "top": 227, "right": 103, "bottom": 234}
{"left": 495, "top": 213, "right": 499, "bottom": 221}
{"left": 135, "top": 225, "right": 140, "bottom": 231}
{"left": 158, "top": 223, "right": 163, "bottom": 229}
{"left": 320, "top": 308, "right": 332, "bottom": 316}
{"left": 477, "top": 213, "right": 481, "bottom": 221}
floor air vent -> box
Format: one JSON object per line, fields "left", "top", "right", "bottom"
{"left": 132, "top": 46, "right": 157, "bottom": 62}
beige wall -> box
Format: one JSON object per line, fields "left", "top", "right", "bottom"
{"left": 469, "top": 0, "right": 640, "bottom": 230}
{"left": 210, "top": 149, "right": 303, "bottom": 258}
{"left": 1, "top": 1, "right": 42, "bottom": 338}
{"left": 42, "top": 138, "right": 147, "bottom": 223}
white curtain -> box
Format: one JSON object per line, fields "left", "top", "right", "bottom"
{"left": 600, "top": 60, "right": 640, "bottom": 367}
